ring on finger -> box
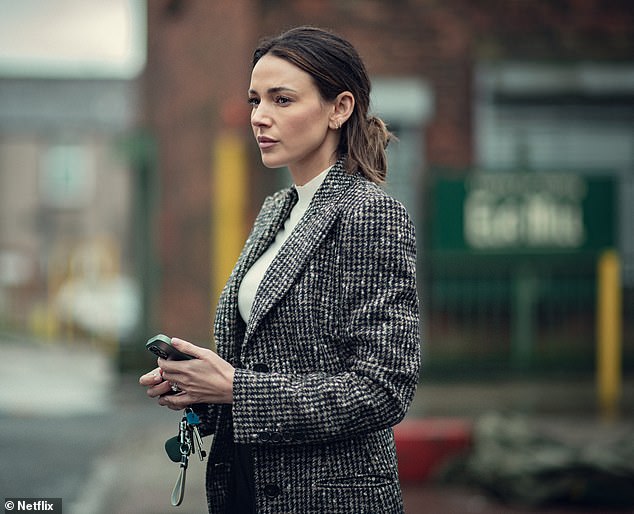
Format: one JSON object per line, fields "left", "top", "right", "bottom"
{"left": 170, "top": 382, "right": 181, "bottom": 393}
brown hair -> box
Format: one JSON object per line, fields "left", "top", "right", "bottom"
{"left": 253, "top": 26, "right": 393, "bottom": 184}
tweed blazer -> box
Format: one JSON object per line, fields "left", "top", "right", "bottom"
{"left": 196, "top": 160, "right": 420, "bottom": 514}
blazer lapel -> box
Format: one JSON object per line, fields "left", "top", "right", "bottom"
{"left": 236, "top": 187, "right": 298, "bottom": 281}
{"left": 214, "top": 186, "right": 297, "bottom": 362}
{"left": 243, "top": 163, "right": 354, "bottom": 347}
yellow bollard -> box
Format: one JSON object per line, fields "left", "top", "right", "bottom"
{"left": 211, "top": 132, "right": 247, "bottom": 318}
{"left": 596, "top": 249, "right": 622, "bottom": 421}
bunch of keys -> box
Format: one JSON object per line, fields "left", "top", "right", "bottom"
{"left": 164, "top": 407, "right": 207, "bottom": 506}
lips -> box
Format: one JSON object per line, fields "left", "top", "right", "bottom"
{"left": 257, "top": 135, "right": 278, "bottom": 149}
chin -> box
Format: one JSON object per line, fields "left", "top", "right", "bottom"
{"left": 260, "top": 154, "right": 287, "bottom": 169}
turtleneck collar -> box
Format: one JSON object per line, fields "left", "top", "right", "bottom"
{"left": 293, "top": 165, "right": 332, "bottom": 210}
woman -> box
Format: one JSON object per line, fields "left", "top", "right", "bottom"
{"left": 140, "top": 26, "right": 420, "bottom": 514}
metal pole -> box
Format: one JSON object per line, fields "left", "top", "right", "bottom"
{"left": 211, "top": 133, "right": 247, "bottom": 328}
{"left": 597, "top": 249, "right": 622, "bottom": 421}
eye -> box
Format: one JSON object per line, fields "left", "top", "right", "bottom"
{"left": 275, "top": 96, "right": 292, "bottom": 105}
{"left": 247, "top": 97, "right": 260, "bottom": 107}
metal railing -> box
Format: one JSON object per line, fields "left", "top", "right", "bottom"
{"left": 422, "top": 251, "right": 633, "bottom": 377}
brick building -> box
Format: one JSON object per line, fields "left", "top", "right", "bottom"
{"left": 144, "top": 0, "right": 634, "bottom": 370}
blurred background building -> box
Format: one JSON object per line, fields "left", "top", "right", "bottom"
{"left": 0, "top": 0, "right": 632, "bottom": 384}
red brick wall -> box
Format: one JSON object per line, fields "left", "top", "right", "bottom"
{"left": 145, "top": 0, "right": 257, "bottom": 341}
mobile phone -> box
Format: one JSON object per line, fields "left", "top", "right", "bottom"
{"left": 146, "top": 334, "right": 194, "bottom": 361}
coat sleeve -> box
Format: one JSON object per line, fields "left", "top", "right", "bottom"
{"left": 231, "top": 192, "right": 421, "bottom": 445}
{"left": 189, "top": 403, "right": 219, "bottom": 437}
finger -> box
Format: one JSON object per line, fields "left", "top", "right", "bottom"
{"left": 158, "top": 392, "right": 191, "bottom": 410}
{"left": 171, "top": 337, "right": 206, "bottom": 359}
{"left": 147, "top": 380, "right": 172, "bottom": 398}
{"left": 157, "top": 357, "right": 184, "bottom": 375}
{"left": 160, "top": 371, "right": 182, "bottom": 387}
{"left": 139, "top": 368, "right": 163, "bottom": 386}
{"left": 158, "top": 361, "right": 185, "bottom": 383}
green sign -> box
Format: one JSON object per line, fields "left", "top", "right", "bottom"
{"left": 432, "top": 172, "right": 616, "bottom": 253}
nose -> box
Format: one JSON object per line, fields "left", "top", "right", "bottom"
{"left": 251, "top": 103, "right": 272, "bottom": 129}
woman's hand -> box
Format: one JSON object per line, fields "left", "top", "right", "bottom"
{"left": 138, "top": 337, "right": 235, "bottom": 410}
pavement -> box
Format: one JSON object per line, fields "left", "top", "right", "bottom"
{"left": 2, "top": 336, "right": 634, "bottom": 514}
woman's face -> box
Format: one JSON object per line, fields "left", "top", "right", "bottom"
{"left": 248, "top": 54, "right": 338, "bottom": 185}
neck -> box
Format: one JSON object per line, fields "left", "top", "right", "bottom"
{"left": 288, "top": 139, "right": 339, "bottom": 186}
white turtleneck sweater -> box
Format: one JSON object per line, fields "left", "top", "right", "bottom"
{"left": 237, "top": 166, "right": 331, "bottom": 323}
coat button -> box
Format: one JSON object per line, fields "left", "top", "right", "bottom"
{"left": 257, "top": 431, "right": 270, "bottom": 442}
{"left": 263, "top": 484, "right": 281, "bottom": 498}
{"left": 253, "top": 363, "right": 269, "bottom": 372}
{"left": 270, "top": 432, "right": 282, "bottom": 443}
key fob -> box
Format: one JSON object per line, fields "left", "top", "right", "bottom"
{"left": 165, "top": 435, "right": 182, "bottom": 463}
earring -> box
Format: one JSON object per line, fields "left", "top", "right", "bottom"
{"left": 335, "top": 120, "right": 342, "bottom": 130}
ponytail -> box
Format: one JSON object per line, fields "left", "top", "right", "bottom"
{"left": 340, "top": 114, "right": 394, "bottom": 184}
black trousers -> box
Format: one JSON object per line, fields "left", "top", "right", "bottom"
{"left": 225, "top": 444, "right": 256, "bottom": 514}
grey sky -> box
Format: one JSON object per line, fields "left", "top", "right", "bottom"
{"left": 0, "top": 0, "right": 145, "bottom": 78}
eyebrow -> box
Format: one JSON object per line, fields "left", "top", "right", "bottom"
{"left": 248, "top": 86, "right": 298, "bottom": 96}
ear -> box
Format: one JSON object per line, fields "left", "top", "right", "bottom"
{"left": 329, "top": 91, "right": 355, "bottom": 130}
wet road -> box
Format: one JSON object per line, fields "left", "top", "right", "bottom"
{"left": 2, "top": 339, "right": 633, "bottom": 513}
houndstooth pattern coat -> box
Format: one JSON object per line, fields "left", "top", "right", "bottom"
{"left": 196, "top": 160, "right": 420, "bottom": 514}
